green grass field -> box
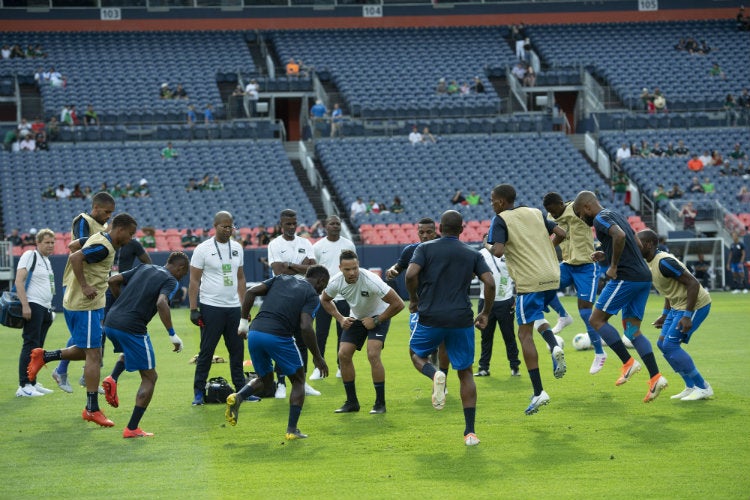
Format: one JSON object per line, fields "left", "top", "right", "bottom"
{"left": 1, "top": 294, "right": 748, "bottom": 499}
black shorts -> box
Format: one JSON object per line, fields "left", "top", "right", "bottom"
{"left": 340, "top": 318, "right": 390, "bottom": 350}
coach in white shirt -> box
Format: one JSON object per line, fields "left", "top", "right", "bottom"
{"left": 188, "top": 211, "right": 246, "bottom": 405}
{"left": 15, "top": 228, "right": 57, "bottom": 397}
{"left": 615, "top": 143, "right": 631, "bottom": 164}
{"left": 321, "top": 250, "right": 404, "bottom": 414}
{"left": 267, "top": 208, "right": 319, "bottom": 397}
{"left": 310, "top": 215, "right": 355, "bottom": 380}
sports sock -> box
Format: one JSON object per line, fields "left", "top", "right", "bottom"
{"left": 687, "top": 368, "right": 706, "bottom": 389}
{"left": 539, "top": 329, "right": 559, "bottom": 351}
{"left": 236, "top": 380, "right": 258, "bottom": 399}
{"left": 548, "top": 295, "right": 568, "bottom": 317}
{"left": 373, "top": 381, "right": 385, "bottom": 405}
{"left": 343, "top": 381, "right": 358, "bottom": 403}
{"left": 56, "top": 337, "right": 76, "bottom": 374}
{"left": 463, "top": 407, "right": 476, "bottom": 436}
{"left": 111, "top": 357, "right": 126, "bottom": 382}
{"left": 421, "top": 363, "right": 437, "bottom": 380}
{"left": 127, "top": 406, "right": 146, "bottom": 431}
{"left": 439, "top": 366, "right": 450, "bottom": 378}
{"left": 632, "top": 335, "right": 660, "bottom": 378}
{"left": 528, "top": 368, "right": 543, "bottom": 396}
{"left": 44, "top": 350, "right": 62, "bottom": 363}
{"left": 663, "top": 343, "right": 702, "bottom": 388}
{"left": 580, "top": 309, "right": 604, "bottom": 355}
{"left": 86, "top": 391, "right": 100, "bottom": 412}
{"left": 596, "top": 323, "right": 630, "bottom": 362}
{"left": 287, "top": 404, "right": 302, "bottom": 431}
{"left": 277, "top": 375, "right": 286, "bottom": 387}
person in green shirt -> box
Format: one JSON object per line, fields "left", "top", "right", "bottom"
{"left": 466, "top": 190, "right": 482, "bottom": 206}
{"left": 653, "top": 185, "right": 669, "bottom": 203}
{"left": 701, "top": 177, "right": 715, "bottom": 196}
{"left": 612, "top": 172, "right": 629, "bottom": 205}
{"left": 83, "top": 104, "right": 99, "bottom": 127}
{"left": 207, "top": 175, "right": 224, "bottom": 191}
{"left": 140, "top": 227, "right": 156, "bottom": 249}
{"left": 161, "top": 142, "right": 177, "bottom": 159}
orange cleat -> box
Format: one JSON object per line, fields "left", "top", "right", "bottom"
{"left": 27, "top": 348, "right": 46, "bottom": 383}
{"left": 123, "top": 427, "right": 154, "bottom": 438}
{"left": 82, "top": 409, "right": 114, "bottom": 427}
{"left": 102, "top": 376, "right": 119, "bottom": 408}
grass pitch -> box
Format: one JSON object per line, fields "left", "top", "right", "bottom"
{"left": 1, "top": 294, "right": 748, "bottom": 499}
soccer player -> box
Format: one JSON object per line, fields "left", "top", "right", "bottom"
{"left": 189, "top": 211, "right": 246, "bottom": 406}
{"left": 487, "top": 184, "right": 567, "bottom": 415}
{"left": 225, "top": 265, "right": 330, "bottom": 440}
{"left": 572, "top": 191, "right": 668, "bottom": 403}
{"left": 321, "top": 250, "right": 404, "bottom": 414}
{"left": 52, "top": 191, "right": 116, "bottom": 393}
{"left": 542, "top": 192, "right": 608, "bottom": 374}
{"left": 406, "top": 210, "right": 495, "bottom": 446}
{"left": 311, "top": 215, "right": 356, "bottom": 380}
{"left": 27, "top": 213, "right": 138, "bottom": 427}
{"left": 636, "top": 229, "right": 713, "bottom": 400}
{"left": 104, "top": 252, "right": 189, "bottom": 437}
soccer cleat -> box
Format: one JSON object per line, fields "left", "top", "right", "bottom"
{"left": 474, "top": 369, "right": 490, "bottom": 377}
{"left": 274, "top": 383, "right": 287, "bottom": 399}
{"left": 671, "top": 387, "right": 695, "bottom": 399}
{"left": 26, "top": 348, "right": 46, "bottom": 382}
{"left": 79, "top": 374, "right": 86, "bottom": 387}
{"left": 551, "top": 315, "right": 574, "bottom": 334}
{"left": 192, "top": 391, "right": 205, "bottom": 406}
{"left": 615, "top": 358, "right": 641, "bottom": 386}
{"left": 589, "top": 353, "right": 607, "bottom": 375}
{"left": 16, "top": 384, "right": 44, "bottom": 397}
{"left": 511, "top": 369, "right": 521, "bottom": 377}
{"left": 643, "top": 375, "right": 668, "bottom": 403}
{"left": 369, "top": 403, "right": 386, "bottom": 414}
{"left": 334, "top": 401, "right": 360, "bottom": 413}
{"left": 551, "top": 346, "right": 567, "bottom": 379}
{"left": 82, "top": 409, "right": 114, "bottom": 427}
{"left": 285, "top": 429, "right": 308, "bottom": 440}
{"left": 123, "top": 427, "right": 154, "bottom": 438}
{"left": 33, "top": 382, "right": 53, "bottom": 394}
{"left": 52, "top": 369, "right": 73, "bottom": 393}
{"left": 464, "top": 433, "right": 480, "bottom": 446}
{"left": 244, "top": 394, "right": 261, "bottom": 402}
{"left": 335, "top": 368, "right": 342, "bottom": 378}
{"left": 309, "top": 368, "right": 322, "bottom": 380}
{"left": 681, "top": 382, "right": 713, "bottom": 401}
{"left": 525, "top": 390, "right": 550, "bottom": 415}
{"left": 225, "top": 393, "right": 241, "bottom": 426}
{"left": 304, "top": 383, "right": 321, "bottom": 396}
{"left": 102, "top": 376, "right": 119, "bottom": 408}
{"left": 432, "top": 371, "right": 446, "bottom": 410}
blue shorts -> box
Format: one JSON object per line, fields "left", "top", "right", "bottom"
{"left": 409, "top": 312, "right": 419, "bottom": 333}
{"left": 660, "top": 304, "right": 711, "bottom": 344}
{"left": 516, "top": 290, "right": 558, "bottom": 326}
{"left": 729, "top": 262, "right": 744, "bottom": 274}
{"left": 104, "top": 327, "right": 155, "bottom": 371}
{"left": 248, "top": 330, "right": 302, "bottom": 377}
{"left": 560, "top": 262, "right": 598, "bottom": 303}
{"left": 596, "top": 280, "right": 651, "bottom": 320}
{"left": 409, "top": 323, "right": 474, "bottom": 371}
{"left": 63, "top": 308, "right": 105, "bottom": 349}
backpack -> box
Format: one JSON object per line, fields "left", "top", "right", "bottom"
{"left": 205, "top": 376, "right": 234, "bottom": 404}
{"left": 0, "top": 252, "right": 37, "bottom": 329}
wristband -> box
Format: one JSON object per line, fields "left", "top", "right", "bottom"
{"left": 662, "top": 308, "right": 670, "bottom": 316}
{"left": 239, "top": 318, "right": 249, "bottom": 330}
{"left": 683, "top": 311, "right": 694, "bottom": 319}
{"left": 168, "top": 327, "right": 176, "bottom": 336}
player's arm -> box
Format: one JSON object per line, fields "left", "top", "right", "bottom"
{"left": 362, "top": 289, "right": 404, "bottom": 329}
{"left": 653, "top": 297, "right": 671, "bottom": 328}
{"left": 137, "top": 248, "right": 152, "bottom": 264}
{"left": 405, "top": 262, "right": 422, "bottom": 313}
{"left": 157, "top": 291, "right": 182, "bottom": 352}
{"left": 475, "top": 270, "right": 495, "bottom": 329}
{"left": 488, "top": 216, "right": 507, "bottom": 257}
{"left": 320, "top": 290, "right": 350, "bottom": 327}
{"left": 550, "top": 224, "right": 566, "bottom": 247}
{"left": 108, "top": 273, "right": 125, "bottom": 299}
{"left": 68, "top": 239, "right": 83, "bottom": 252}
{"left": 238, "top": 281, "right": 269, "bottom": 338}
{"left": 301, "top": 311, "right": 328, "bottom": 377}
{"left": 14, "top": 265, "right": 31, "bottom": 320}
{"left": 385, "top": 262, "right": 404, "bottom": 280}
{"left": 289, "top": 256, "right": 316, "bottom": 275}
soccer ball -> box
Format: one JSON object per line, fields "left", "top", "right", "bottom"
{"left": 573, "top": 333, "right": 591, "bottom": 351}
{"left": 621, "top": 335, "right": 634, "bottom": 349}
{"left": 546, "top": 334, "right": 565, "bottom": 352}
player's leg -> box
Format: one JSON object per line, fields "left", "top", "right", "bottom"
{"left": 366, "top": 321, "right": 388, "bottom": 414}
{"left": 335, "top": 323, "right": 364, "bottom": 412}
{"left": 312, "top": 304, "right": 333, "bottom": 379}
{"left": 285, "top": 368, "right": 308, "bottom": 439}
{"left": 661, "top": 305, "right": 712, "bottom": 400}
{"left": 516, "top": 292, "right": 553, "bottom": 414}
{"left": 590, "top": 281, "right": 638, "bottom": 382}
{"left": 123, "top": 368, "right": 157, "bottom": 438}
{"left": 102, "top": 328, "right": 125, "bottom": 408}
{"left": 333, "top": 300, "right": 350, "bottom": 376}
{"left": 443, "top": 325, "right": 478, "bottom": 443}
{"left": 409, "top": 323, "right": 447, "bottom": 410}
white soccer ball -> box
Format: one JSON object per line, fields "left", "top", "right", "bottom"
{"left": 546, "top": 334, "right": 565, "bottom": 352}
{"left": 573, "top": 333, "right": 591, "bottom": 351}
{"left": 621, "top": 335, "right": 634, "bottom": 349}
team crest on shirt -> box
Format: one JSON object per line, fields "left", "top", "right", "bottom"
{"left": 232, "top": 250, "right": 239, "bottom": 256}
{"left": 361, "top": 291, "right": 370, "bottom": 297}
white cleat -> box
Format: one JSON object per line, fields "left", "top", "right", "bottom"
{"left": 335, "top": 368, "right": 342, "bottom": 378}
{"left": 33, "top": 382, "right": 54, "bottom": 394}
{"left": 589, "top": 354, "right": 607, "bottom": 375}
{"left": 671, "top": 387, "right": 695, "bottom": 399}
{"left": 16, "top": 384, "right": 44, "bottom": 397}
{"left": 552, "top": 315, "right": 574, "bottom": 334}
{"left": 432, "top": 371, "right": 446, "bottom": 410}
{"left": 309, "top": 368, "right": 322, "bottom": 380}
{"left": 681, "top": 382, "right": 713, "bottom": 401}
{"left": 274, "top": 383, "right": 287, "bottom": 399}
{"left": 304, "top": 383, "right": 321, "bottom": 396}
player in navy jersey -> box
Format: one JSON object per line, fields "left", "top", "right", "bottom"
{"left": 572, "top": 191, "right": 668, "bottom": 403}
{"left": 226, "top": 266, "right": 330, "bottom": 440}
{"left": 103, "top": 252, "right": 189, "bottom": 437}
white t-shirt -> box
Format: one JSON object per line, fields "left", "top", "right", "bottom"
{"left": 17, "top": 249, "right": 55, "bottom": 308}
{"left": 325, "top": 268, "right": 390, "bottom": 319}
{"left": 350, "top": 200, "right": 366, "bottom": 217}
{"left": 616, "top": 147, "right": 631, "bottom": 161}
{"left": 190, "top": 237, "right": 244, "bottom": 307}
{"left": 267, "top": 235, "right": 314, "bottom": 278}
{"left": 313, "top": 236, "right": 356, "bottom": 300}
{"left": 479, "top": 248, "right": 514, "bottom": 302}
{"left": 55, "top": 186, "right": 71, "bottom": 199}
{"left": 245, "top": 82, "right": 259, "bottom": 100}
{"left": 408, "top": 131, "right": 422, "bottom": 145}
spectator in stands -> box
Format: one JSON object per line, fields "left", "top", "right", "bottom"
{"left": 522, "top": 66, "right": 536, "bottom": 87}
{"left": 709, "top": 62, "right": 725, "bottom": 79}
{"left": 472, "top": 76, "right": 485, "bottom": 94}
{"left": 390, "top": 196, "right": 404, "bottom": 213}
{"left": 244, "top": 79, "right": 259, "bottom": 116}
{"left": 730, "top": 143, "right": 747, "bottom": 161}
{"left": 31, "top": 117, "right": 47, "bottom": 151}
{"left": 668, "top": 183, "right": 683, "bottom": 199}
{"left": 48, "top": 67, "right": 65, "bottom": 88}
{"left": 181, "top": 229, "right": 200, "bottom": 248}
{"left": 615, "top": 143, "right": 631, "bottom": 164}
{"left": 697, "top": 40, "right": 712, "bottom": 55}
{"left": 22, "top": 229, "right": 37, "bottom": 247}
{"left": 140, "top": 227, "right": 156, "bottom": 249}
{"left": 82, "top": 104, "right": 99, "bottom": 127}
{"left": 738, "top": 186, "right": 750, "bottom": 204}
{"left": 702, "top": 177, "right": 715, "bottom": 196}
{"left": 310, "top": 99, "right": 327, "bottom": 138}
{"left": 1, "top": 44, "right": 10, "bottom": 59}
{"left": 727, "top": 232, "right": 747, "bottom": 293}
{"left": 436, "top": 78, "right": 447, "bottom": 94}
{"left": 46, "top": 116, "right": 59, "bottom": 142}
{"left": 207, "top": 175, "right": 223, "bottom": 190}
{"left": 135, "top": 178, "right": 150, "bottom": 197}
{"left": 161, "top": 142, "right": 177, "bottom": 159}
{"left": 653, "top": 185, "right": 669, "bottom": 204}
{"left": 422, "top": 126, "right": 436, "bottom": 144}
{"left": 204, "top": 104, "right": 215, "bottom": 125}
{"left": 160, "top": 83, "right": 173, "bottom": 99}
{"left": 186, "top": 178, "right": 199, "bottom": 191}
{"left": 350, "top": 196, "right": 366, "bottom": 220}
{"left": 612, "top": 172, "right": 628, "bottom": 205}
{"left": 690, "top": 253, "right": 711, "bottom": 289}
{"left": 447, "top": 80, "right": 459, "bottom": 94}
{"left": 738, "top": 88, "right": 750, "bottom": 118}
{"left": 630, "top": 142, "right": 641, "bottom": 156}
{"left": 466, "top": 190, "right": 482, "bottom": 206}
{"left": 17, "top": 118, "right": 32, "bottom": 138}
{"left": 173, "top": 84, "right": 188, "bottom": 99}
{"left": 687, "top": 154, "right": 704, "bottom": 172}
{"left": 675, "top": 140, "right": 689, "bottom": 156}
{"left": 724, "top": 94, "right": 739, "bottom": 126}
{"left": 688, "top": 177, "right": 704, "bottom": 194}
{"left": 738, "top": 6, "right": 748, "bottom": 29}
{"left": 10, "top": 44, "right": 25, "bottom": 59}
{"left": 367, "top": 199, "right": 380, "bottom": 214}
{"left": 653, "top": 88, "right": 667, "bottom": 113}
{"left": 6, "top": 228, "right": 23, "bottom": 246}
{"left": 186, "top": 105, "right": 197, "bottom": 126}
{"left": 710, "top": 150, "right": 724, "bottom": 167}
{"left": 651, "top": 142, "right": 664, "bottom": 157}
{"left": 640, "top": 88, "right": 655, "bottom": 113}
{"left": 664, "top": 142, "right": 676, "bottom": 157}
{"left": 680, "top": 201, "right": 697, "bottom": 230}
{"left": 459, "top": 82, "right": 471, "bottom": 95}
{"left": 451, "top": 189, "right": 467, "bottom": 205}
{"left": 674, "top": 38, "right": 686, "bottom": 51}
{"left": 19, "top": 135, "right": 36, "bottom": 152}
{"left": 70, "top": 184, "right": 85, "bottom": 199}
{"left": 298, "top": 59, "right": 313, "bottom": 78}
{"left": 41, "top": 186, "right": 56, "bottom": 199}
{"left": 511, "top": 62, "right": 527, "bottom": 83}
{"left": 286, "top": 58, "right": 299, "bottom": 77}
{"left": 330, "top": 103, "right": 343, "bottom": 138}
{"left": 719, "top": 160, "right": 732, "bottom": 176}
{"left": 698, "top": 150, "right": 712, "bottom": 167}
{"left": 2, "top": 129, "right": 15, "bottom": 152}
{"left": 408, "top": 125, "right": 422, "bottom": 146}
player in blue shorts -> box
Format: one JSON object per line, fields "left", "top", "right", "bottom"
{"left": 637, "top": 229, "right": 714, "bottom": 401}
{"left": 102, "top": 252, "right": 189, "bottom": 437}
{"left": 406, "top": 210, "right": 495, "bottom": 446}
{"left": 543, "top": 192, "right": 608, "bottom": 374}
{"left": 572, "top": 191, "right": 668, "bottom": 403}
{"left": 226, "top": 266, "right": 330, "bottom": 440}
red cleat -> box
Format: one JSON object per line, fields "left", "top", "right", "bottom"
{"left": 123, "top": 427, "right": 154, "bottom": 438}
{"left": 102, "top": 376, "right": 119, "bottom": 408}
{"left": 27, "top": 348, "right": 46, "bottom": 383}
{"left": 82, "top": 409, "right": 114, "bottom": 427}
